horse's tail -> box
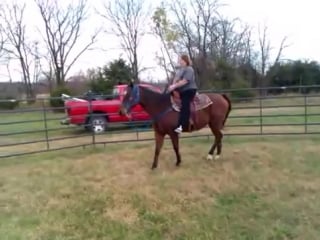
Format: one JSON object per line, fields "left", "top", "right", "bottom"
{"left": 221, "top": 93, "right": 232, "bottom": 127}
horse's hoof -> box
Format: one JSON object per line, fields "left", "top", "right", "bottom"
{"left": 207, "top": 154, "right": 213, "bottom": 161}
{"left": 215, "top": 155, "right": 220, "bottom": 160}
{"left": 151, "top": 165, "right": 157, "bottom": 170}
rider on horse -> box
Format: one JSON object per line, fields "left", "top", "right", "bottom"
{"left": 168, "top": 54, "right": 198, "bottom": 133}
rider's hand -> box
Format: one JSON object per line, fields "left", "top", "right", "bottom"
{"left": 168, "top": 84, "right": 176, "bottom": 92}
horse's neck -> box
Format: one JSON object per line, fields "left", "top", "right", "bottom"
{"left": 139, "top": 87, "right": 171, "bottom": 117}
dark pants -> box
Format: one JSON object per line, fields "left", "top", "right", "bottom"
{"left": 178, "top": 89, "right": 197, "bottom": 130}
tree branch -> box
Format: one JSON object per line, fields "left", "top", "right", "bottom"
{"left": 34, "top": 0, "right": 100, "bottom": 85}
{"left": 98, "top": 0, "right": 150, "bottom": 81}
{"left": 0, "top": 1, "right": 34, "bottom": 98}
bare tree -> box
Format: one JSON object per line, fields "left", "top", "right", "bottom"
{"left": 257, "top": 23, "right": 289, "bottom": 93}
{"left": 166, "top": 0, "right": 262, "bottom": 89}
{"left": 152, "top": 4, "right": 179, "bottom": 80}
{"left": 0, "top": 30, "right": 5, "bottom": 58}
{"left": 242, "top": 29, "right": 255, "bottom": 65}
{"left": 5, "top": 59, "right": 13, "bottom": 83}
{"left": 99, "top": 0, "right": 150, "bottom": 81}
{"left": 0, "top": 2, "right": 34, "bottom": 99}
{"left": 257, "top": 24, "right": 289, "bottom": 75}
{"left": 257, "top": 24, "right": 271, "bottom": 77}
{"left": 0, "top": 3, "right": 5, "bottom": 58}
{"left": 167, "top": 0, "right": 227, "bottom": 87}
{"left": 208, "top": 16, "right": 253, "bottom": 66}
{"left": 273, "top": 36, "right": 289, "bottom": 65}
{"left": 34, "top": 0, "right": 100, "bottom": 87}
{"left": 39, "top": 57, "right": 54, "bottom": 92}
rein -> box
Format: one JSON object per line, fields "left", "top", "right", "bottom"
{"left": 126, "top": 84, "right": 173, "bottom": 124}
{"left": 149, "top": 87, "right": 174, "bottom": 123}
{"left": 151, "top": 106, "right": 173, "bottom": 123}
{"left": 131, "top": 84, "right": 140, "bottom": 106}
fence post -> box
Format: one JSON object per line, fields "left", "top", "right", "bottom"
{"left": 136, "top": 128, "right": 139, "bottom": 140}
{"left": 304, "top": 94, "right": 307, "bottom": 133}
{"left": 88, "top": 98, "right": 96, "bottom": 146}
{"left": 42, "top": 99, "right": 50, "bottom": 150}
{"left": 259, "top": 94, "right": 263, "bottom": 135}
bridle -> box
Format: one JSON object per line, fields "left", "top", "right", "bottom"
{"left": 122, "top": 84, "right": 140, "bottom": 114}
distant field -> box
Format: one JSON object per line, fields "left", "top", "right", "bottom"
{"left": 1, "top": 136, "right": 320, "bottom": 239}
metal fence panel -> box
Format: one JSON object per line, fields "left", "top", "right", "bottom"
{"left": 1, "top": 85, "right": 320, "bottom": 158}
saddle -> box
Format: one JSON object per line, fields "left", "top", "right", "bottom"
{"left": 170, "top": 91, "right": 213, "bottom": 132}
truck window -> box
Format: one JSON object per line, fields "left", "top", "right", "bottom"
{"left": 111, "top": 88, "right": 120, "bottom": 99}
{"left": 104, "top": 88, "right": 119, "bottom": 100}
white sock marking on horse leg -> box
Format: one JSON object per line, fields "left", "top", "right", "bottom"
{"left": 207, "top": 154, "right": 213, "bottom": 160}
{"left": 214, "top": 155, "right": 220, "bottom": 160}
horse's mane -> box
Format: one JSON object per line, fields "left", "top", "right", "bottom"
{"left": 139, "top": 83, "right": 164, "bottom": 92}
{"left": 138, "top": 84, "right": 171, "bottom": 106}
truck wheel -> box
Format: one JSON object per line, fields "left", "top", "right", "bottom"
{"left": 89, "top": 116, "right": 107, "bottom": 134}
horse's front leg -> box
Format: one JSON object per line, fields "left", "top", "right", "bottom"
{"left": 152, "top": 130, "right": 165, "bottom": 170}
{"left": 169, "top": 132, "right": 181, "bottom": 167}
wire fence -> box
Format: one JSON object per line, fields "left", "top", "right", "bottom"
{"left": 1, "top": 84, "right": 320, "bottom": 158}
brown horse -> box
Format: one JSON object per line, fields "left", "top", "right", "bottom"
{"left": 120, "top": 82, "right": 232, "bottom": 170}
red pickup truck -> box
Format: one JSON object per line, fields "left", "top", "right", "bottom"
{"left": 60, "top": 83, "right": 160, "bottom": 134}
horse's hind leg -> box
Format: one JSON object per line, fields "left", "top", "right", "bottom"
{"left": 216, "top": 130, "right": 223, "bottom": 159}
{"left": 207, "top": 138, "right": 218, "bottom": 160}
{"left": 152, "top": 130, "right": 165, "bottom": 170}
{"left": 207, "top": 124, "right": 223, "bottom": 161}
{"left": 169, "top": 133, "right": 181, "bottom": 167}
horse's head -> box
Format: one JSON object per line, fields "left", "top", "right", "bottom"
{"left": 119, "top": 81, "right": 140, "bottom": 117}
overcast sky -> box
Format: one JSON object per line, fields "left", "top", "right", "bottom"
{"left": 0, "top": 0, "right": 318, "bottom": 83}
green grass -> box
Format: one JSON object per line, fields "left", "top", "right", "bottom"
{"left": 227, "top": 94, "right": 320, "bottom": 134}
{"left": 0, "top": 136, "right": 320, "bottom": 239}
{"left": 0, "top": 109, "right": 149, "bottom": 142}
{"left": 0, "top": 111, "right": 68, "bottom": 138}
{"left": 229, "top": 93, "right": 320, "bottom": 125}
{"left": 230, "top": 106, "right": 320, "bottom": 125}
